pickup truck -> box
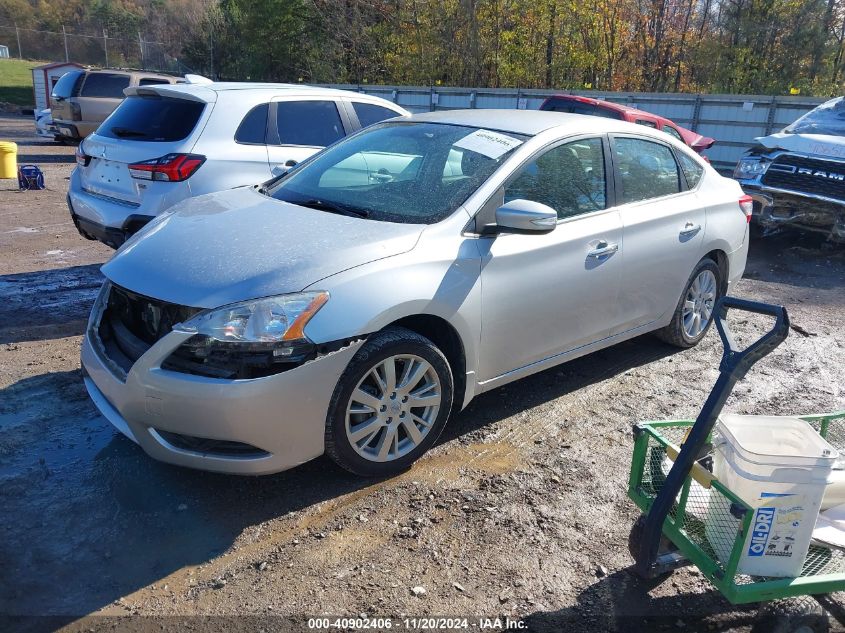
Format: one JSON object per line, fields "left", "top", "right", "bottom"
{"left": 734, "top": 96, "right": 845, "bottom": 242}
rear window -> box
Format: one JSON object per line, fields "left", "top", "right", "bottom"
{"left": 275, "top": 100, "right": 344, "bottom": 147}
{"left": 97, "top": 95, "right": 205, "bottom": 142}
{"left": 662, "top": 125, "right": 684, "bottom": 143}
{"left": 81, "top": 73, "right": 131, "bottom": 98}
{"left": 51, "top": 70, "right": 84, "bottom": 99}
{"left": 139, "top": 78, "right": 171, "bottom": 86}
{"left": 541, "top": 98, "right": 624, "bottom": 120}
{"left": 353, "top": 102, "right": 401, "bottom": 128}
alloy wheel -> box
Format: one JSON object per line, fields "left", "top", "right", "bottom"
{"left": 345, "top": 354, "right": 442, "bottom": 462}
{"left": 682, "top": 269, "right": 717, "bottom": 339}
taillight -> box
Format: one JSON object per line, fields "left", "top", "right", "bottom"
{"left": 128, "top": 154, "right": 206, "bottom": 182}
{"left": 75, "top": 142, "right": 90, "bottom": 167}
{"left": 739, "top": 194, "right": 753, "bottom": 223}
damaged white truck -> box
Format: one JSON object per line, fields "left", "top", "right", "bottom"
{"left": 734, "top": 96, "right": 845, "bottom": 242}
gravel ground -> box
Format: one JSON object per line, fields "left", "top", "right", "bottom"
{"left": 0, "top": 114, "right": 844, "bottom": 633}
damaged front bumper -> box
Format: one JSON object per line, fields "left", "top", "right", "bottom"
{"left": 740, "top": 183, "right": 845, "bottom": 242}
{"left": 81, "top": 284, "right": 363, "bottom": 475}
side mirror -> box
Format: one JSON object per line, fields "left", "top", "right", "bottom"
{"left": 494, "top": 199, "right": 557, "bottom": 234}
{"left": 271, "top": 160, "right": 298, "bottom": 177}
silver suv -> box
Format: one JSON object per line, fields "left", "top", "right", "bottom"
{"left": 67, "top": 83, "right": 408, "bottom": 248}
{"left": 81, "top": 110, "right": 750, "bottom": 477}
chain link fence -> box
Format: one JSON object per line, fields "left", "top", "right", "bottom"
{"left": 0, "top": 24, "right": 190, "bottom": 75}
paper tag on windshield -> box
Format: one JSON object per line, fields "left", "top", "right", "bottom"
{"left": 454, "top": 129, "right": 523, "bottom": 159}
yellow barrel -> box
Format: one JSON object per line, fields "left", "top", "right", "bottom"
{"left": 0, "top": 141, "right": 17, "bottom": 179}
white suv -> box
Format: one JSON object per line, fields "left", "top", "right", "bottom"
{"left": 67, "top": 83, "right": 409, "bottom": 248}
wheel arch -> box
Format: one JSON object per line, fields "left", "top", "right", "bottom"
{"left": 703, "top": 248, "right": 729, "bottom": 293}
{"left": 385, "top": 314, "right": 468, "bottom": 413}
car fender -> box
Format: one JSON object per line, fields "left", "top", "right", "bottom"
{"left": 302, "top": 223, "right": 482, "bottom": 401}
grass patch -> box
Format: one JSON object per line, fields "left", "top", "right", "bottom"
{"left": 0, "top": 59, "right": 42, "bottom": 106}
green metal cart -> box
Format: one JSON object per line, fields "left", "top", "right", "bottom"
{"left": 628, "top": 296, "right": 845, "bottom": 632}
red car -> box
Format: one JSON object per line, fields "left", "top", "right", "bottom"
{"left": 539, "top": 94, "right": 715, "bottom": 154}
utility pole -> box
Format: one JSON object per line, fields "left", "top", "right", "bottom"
{"left": 103, "top": 29, "right": 109, "bottom": 67}
{"left": 62, "top": 25, "right": 69, "bottom": 62}
{"left": 14, "top": 23, "right": 22, "bottom": 59}
{"left": 138, "top": 31, "right": 144, "bottom": 69}
{"left": 209, "top": 28, "right": 214, "bottom": 79}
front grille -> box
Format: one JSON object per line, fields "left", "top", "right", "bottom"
{"left": 96, "top": 284, "right": 200, "bottom": 374}
{"left": 762, "top": 155, "right": 845, "bottom": 202}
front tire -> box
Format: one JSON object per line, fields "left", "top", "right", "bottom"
{"left": 325, "top": 327, "right": 454, "bottom": 477}
{"left": 656, "top": 258, "right": 722, "bottom": 348}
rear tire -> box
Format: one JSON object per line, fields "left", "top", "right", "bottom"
{"left": 324, "top": 326, "right": 454, "bottom": 477}
{"left": 656, "top": 258, "right": 722, "bottom": 348}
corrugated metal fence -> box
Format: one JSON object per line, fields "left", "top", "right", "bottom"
{"left": 320, "top": 84, "right": 826, "bottom": 173}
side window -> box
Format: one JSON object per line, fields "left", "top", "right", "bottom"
{"left": 678, "top": 152, "right": 705, "bottom": 189}
{"left": 662, "top": 125, "right": 684, "bottom": 143}
{"left": 139, "top": 78, "right": 170, "bottom": 86}
{"left": 614, "top": 137, "right": 681, "bottom": 203}
{"left": 275, "top": 100, "right": 344, "bottom": 147}
{"left": 80, "top": 73, "right": 131, "bottom": 98}
{"left": 235, "top": 103, "right": 269, "bottom": 144}
{"left": 353, "top": 102, "right": 401, "bottom": 128}
{"left": 505, "top": 137, "right": 607, "bottom": 220}
{"left": 635, "top": 119, "right": 658, "bottom": 128}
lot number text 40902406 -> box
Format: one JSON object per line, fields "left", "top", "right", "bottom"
{"left": 307, "top": 616, "right": 527, "bottom": 630}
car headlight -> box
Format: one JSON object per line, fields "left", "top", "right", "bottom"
{"left": 164, "top": 292, "right": 329, "bottom": 379}
{"left": 733, "top": 157, "right": 770, "bottom": 179}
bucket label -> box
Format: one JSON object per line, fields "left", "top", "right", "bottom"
{"left": 748, "top": 507, "right": 775, "bottom": 557}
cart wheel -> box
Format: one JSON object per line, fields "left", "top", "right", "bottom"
{"left": 753, "top": 597, "right": 830, "bottom": 633}
{"left": 628, "top": 515, "right": 675, "bottom": 580}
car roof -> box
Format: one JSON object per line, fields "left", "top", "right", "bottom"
{"left": 125, "top": 82, "right": 404, "bottom": 106}
{"left": 85, "top": 68, "right": 178, "bottom": 79}
{"left": 407, "top": 109, "right": 633, "bottom": 136}
{"left": 544, "top": 94, "right": 670, "bottom": 123}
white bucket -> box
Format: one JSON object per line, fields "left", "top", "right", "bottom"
{"left": 705, "top": 414, "right": 838, "bottom": 578}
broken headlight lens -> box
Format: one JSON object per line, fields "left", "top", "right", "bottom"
{"left": 733, "top": 157, "right": 770, "bottom": 179}
{"left": 164, "top": 292, "right": 329, "bottom": 379}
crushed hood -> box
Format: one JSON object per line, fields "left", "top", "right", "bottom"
{"left": 757, "top": 131, "right": 845, "bottom": 161}
{"left": 102, "top": 187, "right": 423, "bottom": 308}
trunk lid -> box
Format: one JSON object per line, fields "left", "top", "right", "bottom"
{"left": 78, "top": 87, "right": 216, "bottom": 205}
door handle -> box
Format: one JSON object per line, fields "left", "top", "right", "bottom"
{"left": 587, "top": 241, "right": 619, "bottom": 258}
{"left": 679, "top": 222, "right": 701, "bottom": 237}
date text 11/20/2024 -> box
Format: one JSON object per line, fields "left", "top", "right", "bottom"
{"left": 307, "top": 617, "right": 528, "bottom": 630}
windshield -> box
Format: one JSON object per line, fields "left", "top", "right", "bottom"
{"left": 51, "top": 70, "right": 83, "bottom": 99}
{"left": 785, "top": 97, "right": 845, "bottom": 136}
{"left": 267, "top": 121, "right": 527, "bottom": 224}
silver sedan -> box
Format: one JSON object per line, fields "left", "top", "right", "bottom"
{"left": 81, "top": 110, "right": 750, "bottom": 476}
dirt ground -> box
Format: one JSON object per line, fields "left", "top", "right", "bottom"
{"left": 0, "top": 113, "right": 844, "bottom": 633}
